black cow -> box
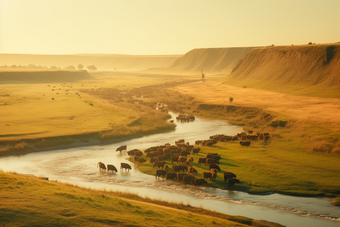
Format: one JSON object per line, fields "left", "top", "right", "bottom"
{"left": 227, "top": 178, "right": 240, "bottom": 185}
{"left": 120, "top": 162, "right": 132, "bottom": 171}
{"left": 107, "top": 164, "right": 117, "bottom": 173}
{"left": 155, "top": 169, "right": 167, "bottom": 179}
{"left": 206, "top": 158, "right": 219, "bottom": 165}
{"left": 209, "top": 163, "right": 221, "bottom": 171}
{"left": 224, "top": 172, "right": 236, "bottom": 182}
{"left": 97, "top": 162, "right": 106, "bottom": 171}
{"left": 240, "top": 141, "right": 251, "bottom": 146}
{"left": 202, "top": 172, "right": 213, "bottom": 180}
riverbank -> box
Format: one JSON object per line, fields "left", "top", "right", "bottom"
{"left": 0, "top": 171, "right": 283, "bottom": 227}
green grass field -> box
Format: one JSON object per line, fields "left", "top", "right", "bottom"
{"left": 136, "top": 137, "right": 340, "bottom": 198}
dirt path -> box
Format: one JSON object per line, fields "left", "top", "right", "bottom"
{"left": 174, "top": 81, "right": 340, "bottom": 125}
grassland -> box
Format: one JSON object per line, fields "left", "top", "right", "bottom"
{"left": 0, "top": 71, "right": 184, "bottom": 156}
{"left": 0, "top": 171, "right": 283, "bottom": 227}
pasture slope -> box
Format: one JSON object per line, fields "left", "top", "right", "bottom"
{"left": 0, "top": 54, "right": 181, "bottom": 71}
{"left": 166, "top": 47, "right": 255, "bottom": 73}
{"left": 226, "top": 43, "right": 340, "bottom": 97}
{"left": 0, "top": 70, "right": 91, "bottom": 84}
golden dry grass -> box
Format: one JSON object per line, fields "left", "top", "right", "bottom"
{"left": 174, "top": 81, "right": 340, "bottom": 125}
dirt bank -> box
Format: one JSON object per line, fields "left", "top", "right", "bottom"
{"left": 226, "top": 44, "right": 340, "bottom": 96}
{"left": 167, "top": 47, "right": 255, "bottom": 73}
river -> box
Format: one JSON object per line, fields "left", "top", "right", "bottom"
{"left": 0, "top": 112, "right": 339, "bottom": 227}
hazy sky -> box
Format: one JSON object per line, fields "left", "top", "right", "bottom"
{"left": 1, "top": 0, "right": 339, "bottom": 55}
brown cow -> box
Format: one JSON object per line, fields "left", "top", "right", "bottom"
{"left": 197, "top": 158, "right": 207, "bottom": 165}
{"left": 116, "top": 145, "right": 127, "bottom": 152}
{"left": 166, "top": 172, "right": 177, "bottom": 180}
{"left": 183, "top": 175, "right": 195, "bottom": 184}
{"left": 177, "top": 173, "right": 188, "bottom": 181}
{"left": 192, "top": 178, "right": 207, "bottom": 186}
{"left": 120, "top": 162, "right": 132, "bottom": 171}
{"left": 97, "top": 162, "right": 106, "bottom": 171}
{"left": 188, "top": 166, "right": 198, "bottom": 174}
{"left": 107, "top": 164, "right": 117, "bottom": 173}
{"left": 172, "top": 165, "right": 188, "bottom": 173}
{"left": 153, "top": 161, "right": 166, "bottom": 169}
{"left": 206, "top": 158, "right": 219, "bottom": 165}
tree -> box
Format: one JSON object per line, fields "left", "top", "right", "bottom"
{"left": 229, "top": 97, "right": 233, "bottom": 103}
{"left": 64, "top": 65, "right": 75, "bottom": 70}
{"left": 87, "top": 65, "right": 97, "bottom": 71}
{"left": 77, "top": 64, "right": 84, "bottom": 70}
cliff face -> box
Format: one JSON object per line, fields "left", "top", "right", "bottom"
{"left": 229, "top": 44, "right": 340, "bottom": 88}
{"left": 167, "top": 47, "right": 255, "bottom": 73}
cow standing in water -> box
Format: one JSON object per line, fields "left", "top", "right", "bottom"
{"left": 107, "top": 164, "right": 118, "bottom": 173}
{"left": 116, "top": 145, "right": 127, "bottom": 153}
{"left": 97, "top": 162, "right": 106, "bottom": 171}
{"left": 120, "top": 162, "right": 132, "bottom": 172}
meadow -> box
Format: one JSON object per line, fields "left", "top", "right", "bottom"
{"left": 1, "top": 171, "right": 284, "bottom": 227}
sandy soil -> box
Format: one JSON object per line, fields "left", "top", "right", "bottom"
{"left": 174, "top": 81, "right": 340, "bottom": 125}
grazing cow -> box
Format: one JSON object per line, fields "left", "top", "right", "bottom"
{"left": 227, "top": 178, "right": 240, "bottom": 185}
{"left": 209, "top": 163, "right": 221, "bottom": 171}
{"left": 192, "top": 178, "right": 207, "bottom": 186}
{"left": 206, "top": 153, "right": 218, "bottom": 158}
{"left": 202, "top": 172, "right": 213, "bottom": 180}
{"left": 127, "top": 150, "right": 135, "bottom": 156}
{"left": 195, "top": 140, "right": 203, "bottom": 146}
{"left": 240, "top": 141, "right": 251, "bottom": 146}
{"left": 188, "top": 167, "right": 198, "bottom": 174}
{"left": 181, "top": 150, "right": 191, "bottom": 156}
{"left": 138, "top": 157, "right": 146, "bottom": 163}
{"left": 153, "top": 161, "right": 166, "bottom": 169}
{"left": 192, "top": 147, "right": 200, "bottom": 154}
{"left": 183, "top": 175, "right": 195, "bottom": 184}
{"left": 116, "top": 145, "right": 127, "bottom": 152}
{"left": 166, "top": 172, "right": 177, "bottom": 180}
{"left": 171, "top": 156, "right": 179, "bottom": 164}
{"left": 163, "top": 164, "right": 169, "bottom": 171}
{"left": 210, "top": 169, "right": 217, "bottom": 180}
{"left": 224, "top": 172, "right": 237, "bottom": 182}
{"left": 134, "top": 150, "right": 143, "bottom": 157}
{"left": 107, "top": 164, "right": 117, "bottom": 173}
{"left": 97, "top": 162, "right": 106, "bottom": 171}
{"left": 186, "top": 157, "right": 194, "bottom": 165}
{"left": 178, "top": 156, "right": 187, "bottom": 163}
{"left": 120, "top": 162, "right": 132, "bottom": 171}
{"left": 197, "top": 158, "right": 207, "bottom": 165}
{"left": 206, "top": 158, "right": 219, "bottom": 165}
{"left": 212, "top": 155, "right": 222, "bottom": 161}
{"left": 155, "top": 169, "right": 167, "bottom": 179}
{"left": 158, "top": 155, "right": 168, "bottom": 161}
{"left": 149, "top": 157, "right": 157, "bottom": 163}
{"left": 177, "top": 173, "right": 188, "bottom": 181}
{"left": 172, "top": 165, "right": 188, "bottom": 173}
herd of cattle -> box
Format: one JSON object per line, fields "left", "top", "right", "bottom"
{"left": 98, "top": 131, "right": 270, "bottom": 187}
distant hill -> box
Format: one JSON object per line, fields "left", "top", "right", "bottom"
{"left": 166, "top": 47, "right": 255, "bottom": 73}
{"left": 0, "top": 54, "right": 182, "bottom": 71}
{"left": 0, "top": 70, "right": 91, "bottom": 84}
{"left": 226, "top": 44, "right": 340, "bottom": 96}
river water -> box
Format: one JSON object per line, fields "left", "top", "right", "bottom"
{"left": 0, "top": 112, "right": 339, "bottom": 227}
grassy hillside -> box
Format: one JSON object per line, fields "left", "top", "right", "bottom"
{"left": 225, "top": 44, "right": 340, "bottom": 97}
{"left": 0, "top": 70, "right": 91, "bottom": 84}
{"left": 0, "top": 171, "right": 283, "bottom": 227}
{"left": 0, "top": 54, "right": 182, "bottom": 71}
{"left": 167, "top": 47, "right": 255, "bottom": 73}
